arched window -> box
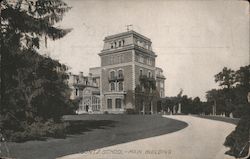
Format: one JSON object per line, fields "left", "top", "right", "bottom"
{"left": 118, "top": 82, "right": 123, "bottom": 91}
{"left": 110, "top": 82, "right": 115, "bottom": 91}
{"left": 148, "top": 71, "right": 151, "bottom": 78}
{"left": 110, "top": 71, "right": 115, "bottom": 79}
{"left": 139, "top": 69, "right": 143, "bottom": 76}
{"left": 118, "top": 70, "right": 123, "bottom": 78}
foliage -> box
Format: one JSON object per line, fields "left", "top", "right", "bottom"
{"left": 224, "top": 110, "right": 250, "bottom": 158}
{"left": 0, "top": 0, "right": 76, "bottom": 141}
{"left": 207, "top": 65, "right": 250, "bottom": 158}
{"left": 206, "top": 65, "right": 250, "bottom": 117}
{"left": 215, "top": 67, "right": 235, "bottom": 89}
{"left": 5, "top": 118, "right": 68, "bottom": 142}
{"left": 134, "top": 75, "right": 159, "bottom": 114}
{"left": 125, "top": 108, "right": 137, "bottom": 114}
{"left": 159, "top": 89, "right": 205, "bottom": 115}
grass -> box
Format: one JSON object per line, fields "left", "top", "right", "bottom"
{"left": 193, "top": 115, "right": 240, "bottom": 125}
{"left": 1, "top": 114, "right": 188, "bottom": 159}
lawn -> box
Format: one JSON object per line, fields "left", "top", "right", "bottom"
{"left": 1, "top": 114, "right": 187, "bottom": 159}
{"left": 193, "top": 115, "right": 240, "bottom": 125}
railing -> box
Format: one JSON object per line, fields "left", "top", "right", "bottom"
{"left": 139, "top": 75, "right": 155, "bottom": 81}
{"left": 108, "top": 75, "right": 124, "bottom": 82}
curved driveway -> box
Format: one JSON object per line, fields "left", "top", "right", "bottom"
{"left": 59, "top": 115, "right": 236, "bottom": 159}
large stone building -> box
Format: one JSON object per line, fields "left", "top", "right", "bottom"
{"left": 69, "top": 30, "right": 165, "bottom": 114}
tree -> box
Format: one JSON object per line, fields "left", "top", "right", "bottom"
{"left": 235, "top": 65, "right": 250, "bottom": 89}
{"left": 215, "top": 67, "right": 235, "bottom": 89}
{"left": 0, "top": 0, "right": 74, "bottom": 139}
{"left": 135, "top": 75, "right": 159, "bottom": 114}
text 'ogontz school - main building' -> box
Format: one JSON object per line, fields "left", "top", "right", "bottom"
{"left": 68, "top": 30, "right": 166, "bottom": 114}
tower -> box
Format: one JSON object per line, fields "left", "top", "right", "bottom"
{"left": 99, "top": 30, "right": 162, "bottom": 113}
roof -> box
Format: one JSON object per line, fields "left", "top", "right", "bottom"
{"left": 104, "top": 30, "right": 151, "bottom": 42}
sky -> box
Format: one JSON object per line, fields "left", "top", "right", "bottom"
{"left": 44, "top": 0, "right": 249, "bottom": 101}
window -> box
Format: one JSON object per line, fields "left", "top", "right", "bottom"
{"left": 122, "top": 40, "right": 125, "bottom": 46}
{"left": 148, "top": 71, "right": 151, "bottom": 78}
{"left": 110, "top": 71, "right": 115, "bottom": 79}
{"left": 107, "top": 99, "right": 112, "bottom": 109}
{"left": 114, "top": 42, "right": 117, "bottom": 47}
{"left": 111, "top": 43, "right": 114, "bottom": 49}
{"left": 139, "top": 69, "right": 143, "bottom": 76}
{"left": 117, "top": 55, "right": 123, "bottom": 63}
{"left": 115, "top": 98, "right": 122, "bottom": 108}
{"left": 118, "top": 70, "right": 123, "bottom": 78}
{"left": 141, "top": 85, "right": 145, "bottom": 92}
{"left": 110, "top": 82, "right": 115, "bottom": 91}
{"left": 118, "top": 82, "right": 123, "bottom": 91}
{"left": 120, "top": 55, "right": 124, "bottom": 63}
{"left": 160, "top": 81, "right": 164, "bottom": 88}
{"left": 139, "top": 55, "right": 144, "bottom": 63}
{"left": 160, "top": 90, "right": 163, "bottom": 98}
{"left": 119, "top": 41, "right": 122, "bottom": 47}
{"left": 148, "top": 58, "right": 152, "bottom": 65}
{"left": 110, "top": 56, "right": 114, "bottom": 64}
{"left": 75, "top": 89, "right": 78, "bottom": 96}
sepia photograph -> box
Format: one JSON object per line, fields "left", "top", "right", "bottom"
{"left": 0, "top": 0, "right": 249, "bottom": 159}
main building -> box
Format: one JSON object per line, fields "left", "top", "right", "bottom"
{"left": 68, "top": 30, "right": 166, "bottom": 114}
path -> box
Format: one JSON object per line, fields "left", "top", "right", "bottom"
{"left": 59, "top": 115, "right": 236, "bottom": 159}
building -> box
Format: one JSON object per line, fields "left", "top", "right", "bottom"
{"left": 69, "top": 30, "right": 166, "bottom": 114}
{"left": 68, "top": 68, "right": 101, "bottom": 114}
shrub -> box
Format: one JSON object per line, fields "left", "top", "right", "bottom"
{"left": 126, "top": 108, "right": 137, "bottom": 114}
{"left": 6, "top": 119, "right": 67, "bottom": 142}
{"left": 104, "top": 111, "right": 109, "bottom": 114}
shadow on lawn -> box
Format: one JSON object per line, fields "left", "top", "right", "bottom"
{"left": 65, "top": 120, "right": 116, "bottom": 135}
{"left": 5, "top": 115, "right": 188, "bottom": 159}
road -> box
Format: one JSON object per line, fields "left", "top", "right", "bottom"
{"left": 59, "top": 115, "right": 236, "bottom": 159}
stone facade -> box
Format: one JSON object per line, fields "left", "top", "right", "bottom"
{"left": 99, "top": 30, "right": 166, "bottom": 114}
{"left": 69, "top": 30, "right": 166, "bottom": 114}
{"left": 68, "top": 71, "right": 101, "bottom": 114}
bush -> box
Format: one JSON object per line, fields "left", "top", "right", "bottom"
{"left": 126, "top": 109, "right": 137, "bottom": 114}
{"left": 104, "top": 111, "right": 109, "bottom": 114}
{"left": 6, "top": 119, "right": 68, "bottom": 142}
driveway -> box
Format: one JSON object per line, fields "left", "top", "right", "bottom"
{"left": 59, "top": 115, "right": 236, "bottom": 159}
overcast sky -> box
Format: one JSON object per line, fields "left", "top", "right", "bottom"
{"left": 45, "top": 0, "right": 249, "bottom": 101}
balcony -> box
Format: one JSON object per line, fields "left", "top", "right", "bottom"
{"left": 108, "top": 75, "right": 124, "bottom": 82}
{"left": 108, "top": 76, "right": 117, "bottom": 82}
{"left": 139, "top": 75, "right": 155, "bottom": 81}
